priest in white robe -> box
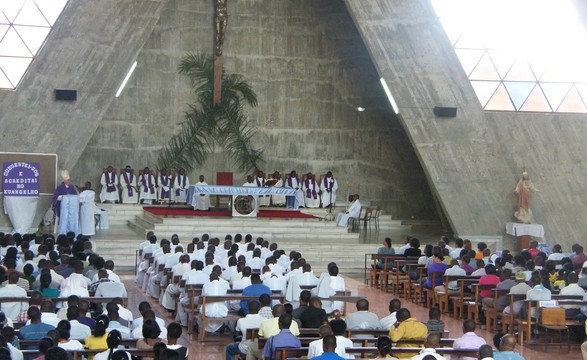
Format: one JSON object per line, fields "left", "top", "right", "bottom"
{"left": 320, "top": 171, "right": 338, "bottom": 208}
{"left": 255, "top": 171, "right": 270, "bottom": 207}
{"left": 201, "top": 273, "right": 229, "bottom": 333}
{"left": 336, "top": 194, "right": 361, "bottom": 227}
{"left": 193, "top": 175, "right": 211, "bottom": 211}
{"left": 172, "top": 168, "right": 190, "bottom": 203}
{"left": 138, "top": 167, "right": 157, "bottom": 204}
{"left": 119, "top": 166, "right": 138, "bottom": 204}
{"left": 270, "top": 171, "right": 286, "bottom": 207}
{"left": 78, "top": 182, "right": 96, "bottom": 237}
{"left": 99, "top": 166, "right": 120, "bottom": 203}
{"left": 302, "top": 172, "right": 320, "bottom": 208}
{"left": 243, "top": 175, "right": 255, "bottom": 187}
{"left": 157, "top": 169, "right": 173, "bottom": 203}
{"left": 285, "top": 171, "right": 304, "bottom": 209}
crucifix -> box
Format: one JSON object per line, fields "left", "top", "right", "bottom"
{"left": 213, "top": 0, "right": 227, "bottom": 108}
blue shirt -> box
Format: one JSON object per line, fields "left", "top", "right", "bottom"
{"left": 240, "top": 283, "right": 271, "bottom": 314}
{"left": 312, "top": 352, "right": 345, "bottom": 360}
{"left": 19, "top": 323, "right": 56, "bottom": 349}
{"left": 493, "top": 351, "right": 525, "bottom": 360}
{"left": 262, "top": 329, "right": 301, "bottom": 360}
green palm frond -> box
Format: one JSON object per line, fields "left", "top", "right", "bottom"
{"left": 158, "top": 52, "right": 263, "bottom": 172}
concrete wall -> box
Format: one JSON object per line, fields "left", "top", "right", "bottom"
{"left": 343, "top": 0, "right": 587, "bottom": 250}
{"left": 73, "top": 0, "right": 438, "bottom": 220}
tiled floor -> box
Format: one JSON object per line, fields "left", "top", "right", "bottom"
{"left": 123, "top": 273, "right": 584, "bottom": 360}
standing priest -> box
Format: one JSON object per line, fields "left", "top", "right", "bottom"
{"left": 119, "top": 165, "right": 138, "bottom": 204}
{"left": 52, "top": 170, "right": 79, "bottom": 234}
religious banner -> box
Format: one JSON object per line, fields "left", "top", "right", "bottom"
{"left": 2, "top": 161, "right": 40, "bottom": 233}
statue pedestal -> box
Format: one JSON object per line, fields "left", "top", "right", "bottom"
{"left": 505, "top": 223, "right": 545, "bottom": 252}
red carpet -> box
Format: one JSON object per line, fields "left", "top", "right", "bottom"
{"left": 143, "top": 207, "right": 319, "bottom": 219}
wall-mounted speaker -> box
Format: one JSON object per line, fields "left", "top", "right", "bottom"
{"left": 54, "top": 89, "right": 77, "bottom": 101}
{"left": 433, "top": 106, "right": 457, "bottom": 117}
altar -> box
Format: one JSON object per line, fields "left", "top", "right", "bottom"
{"left": 186, "top": 185, "right": 298, "bottom": 217}
{"left": 506, "top": 222, "right": 545, "bottom": 250}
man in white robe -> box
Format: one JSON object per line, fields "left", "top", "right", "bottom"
{"left": 78, "top": 182, "right": 96, "bottom": 237}
{"left": 314, "top": 265, "right": 346, "bottom": 313}
{"left": 157, "top": 169, "right": 173, "bottom": 203}
{"left": 320, "top": 171, "right": 338, "bottom": 208}
{"left": 285, "top": 170, "right": 304, "bottom": 209}
{"left": 336, "top": 194, "right": 361, "bottom": 227}
{"left": 302, "top": 173, "right": 320, "bottom": 208}
{"left": 193, "top": 175, "right": 211, "bottom": 210}
{"left": 99, "top": 166, "right": 120, "bottom": 203}
{"left": 161, "top": 254, "right": 191, "bottom": 311}
{"left": 138, "top": 167, "right": 157, "bottom": 204}
{"left": 243, "top": 175, "right": 255, "bottom": 187}
{"left": 172, "top": 168, "right": 190, "bottom": 203}
{"left": 201, "top": 273, "right": 229, "bottom": 333}
{"left": 270, "top": 172, "right": 286, "bottom": 207}
{"left": 119, "top": 165, "right": 138, "bottom": 204}
{"left": 255, "top": 171, "right": 270, "bottom": 207}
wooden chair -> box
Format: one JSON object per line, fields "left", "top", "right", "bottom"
{"left": 538, "top": 306, "right": 570, "bottom": 351}
{"left": 360, "top": 207, "right": 372, "bottom": 230}
{"left": 348, "top": 207, "right": 363, "bottom": 232}
{"left": 501, "top": 294, "right": 527, "bottom": 334}
{"left": 438, "top": 275, "right": 480, "bottom": 315}
{"left": 485, "top": 289, "right": 508, "bottom": 331}
{"left": 466, "top": 284, "right": 495, "bottom": 323}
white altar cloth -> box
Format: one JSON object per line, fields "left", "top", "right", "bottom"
{"left": 506, "top": 222, "right": 545, "bottom": 238}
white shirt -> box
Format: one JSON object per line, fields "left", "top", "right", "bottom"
{"left": 236, "top": 313, "right": 266, "bottom": 354}
{"left": 69, "top": 319, "right": 92, "bottom": 340}
{"left": 410, "top": 348, "right": 446, "bottom": 360}
{"left": 95, "top": 281, "right": 128, "bottom": 298}
{"left": 94, "top": 349, "right": 132, "bottom": 360}
{"left": 0, "top": 284, "right": 28, "bottom": 320}
{"left": 58, "top": 340, "right": 84, "bottom": 350}
{"left": 132, "top": 320, "right": 167, "bottom": 339}
{"left": 307, "top": 336, "right": 354, "bottom": 359}
{"left": 380, "top": 311, "right": 397, "bottom": 330}
{"left": 92, "top": 270, "right": 121, "bottom": 283}
{"left": 7, "top": 343, "right": 23, "bottom": 360}
{"left": 182, "top": 270, "right": 209, "bottom": 285}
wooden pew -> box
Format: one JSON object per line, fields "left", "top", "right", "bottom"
{"left": 0, "top": 296, "right": 128, "bottom": 306}
{"left": 275, "top": 346, "right": 480, "bottom": 360}
{"left": 20, "top": 349, "right": 154, "bottom": 360}
{"left": 437, "top": 275, "right": 482, "bottom": 314}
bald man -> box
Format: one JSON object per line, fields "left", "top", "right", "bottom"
{"left": 494, "top": 334, "right": 524, "bottom": 360}
{"left": 410, "top": 333, "right": 446, "bottom": 360}
{"left": 344, "top": 299, "right": 382, "bottom": 330}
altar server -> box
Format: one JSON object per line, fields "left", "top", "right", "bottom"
{"left": 79, "top": 182, "right": 96, "bottom": 237}
{"left": 193, "top": 175, "right": 211, "bottom": 211}
{"left": 335, "top": 194, "right": 361, "bottom": 227}
{"left": 255, "top": 171, "right": 270, "bottom": 207}
{"left": 99, "top": 166, "right": 119, "bottom": 203}
{"left": 119, "top": 166, "right": 138, "bottom": 204}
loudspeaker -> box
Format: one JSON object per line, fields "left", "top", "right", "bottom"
{"left": 54, "top": 89, "right": 77, "bottom": 101}
{"left": 433, "top": 106, "right": 457, "bottom": 117}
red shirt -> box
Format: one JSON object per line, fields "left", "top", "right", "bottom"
{"left": 479, "top": 274, "right": 500, "bottom": 298}
{"left": 527, "top": 248, "right": 540, "bottom": 257}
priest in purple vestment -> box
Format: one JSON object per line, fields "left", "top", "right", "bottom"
{"left": 51, "top": 170, "right": 78, "bottom": 232}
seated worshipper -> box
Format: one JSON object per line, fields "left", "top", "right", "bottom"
{"left": 376, "top": 238, "right": 396, "bottom": 270}
{"left": 138, "top": 167, "right": 157, "bottom": 204}
{"left": 60, "top": 260, "right": 90, "bottom": 298}
{"left": 172, "top": 168, "right": 190, "bottom": 203}
{"left": 452, "top": 319, "right": 486, "bottom": 360}
{"left": 285, "top": 170, "right": 305, "bottom": 209}
{"left": 409, "top": 333, "right": 446, "bottom": 360}
{"left": 19, "top": 307, "right": 55, "bottom": 345}
{"left": 103, "top": 298, "right": 133, "bottom": 326}
{"left": 166, "top": 322, "right": 189, "bottom": 359}
{"left": 132, "top": 303, "right": 167, "bottom": 339}
{"left": 270, "top": 172, "right": 286, "bottom": 207}
{"left": 84, "top": 315, "right": 110, "bottom": 353}
{"left": 258, "top": 304, "right": 300, "bottom": 339}
{"left": 263, "top": 268, "right": 287, "bottom": 295}
{"left": 95, "top": 271, "right": 127, "bottom": 298}
{"left": 329, "top": 319, "right": 353, "bottom": 359}
{"left": 310, "top": 334, "right": 345, "bottom": 360}
{"left": 307, "top": 325, "right": 335, "bottom": 359}
{"left": 303, "top": 172, "right": 320, "bottom": 208}
{"left": 434, "top": 259, "right": 466, "bottom": 297}
{"left": 0, "top": 272, "right": 28, "bottom": 321}
{"left": 525, "top": 272, "right": 551, "bottom": 319}
{"left": 388, "top": 308, "right": 428, "bottom": 359}
{"left": 240, "top": 274, "right": 271, "bottom": 316}
{"left": 247, "top": 249, "right": 265, "bottom": 272}
{"left": 201, "top": 273, "right": 229, "bottom": 333}
{"left": 79, "top": 182, "right": 97, "bottom": 237}
{"left": 157, "top": 169, "right": 173, "bottom": 203}
{"left": 292, "top": 290, "right": 312, "bottom": 320}
{"left": 482, "top": 268, "right": 516, "bottom": 312}
{"left": 258, "top": 294, "right": 274, "bottom": 319}
{"left": 119, "top": 165, "right": 138, "bottom": 204}
{"left": 373, "top": 336, "right": 396, "bottom": 360}
{"left": 300, "top": 297, "right": 329, "bottom": 329}
{"left": 314, "top": 264, "right": 346, "bottom": 313}
{"left": 425, "top": 307, "right": 445, "bottom": 334}
{"left": 424, "top": 251, "right": 449, "bottom": 289}
{"left": 478, "top": 345, "right": 494, "bottom": 360}
{"left": 381, "top": 298, "right": 402, "bottom": 330}
{"left": 78, "top": 299, "right": 96, "bottom": 330}
{"left": 161, "top": 254, "right": 192, "bottom": 311}
{"left": 320, "top": 171, "right": 338, "bottom": 208}
{"left": 51, "top": 170, "right": 79, "bottom": 234}
{"left": 262, "top": 314, "right": 301, "bottom": 360}
{"left": 56, "top": 320, "right": 84, "bottom": 350}
{"left": 494, "top": 334, "right": 525, "bottom": 360}
{"left": 225, "top": 300, "right": 266, "bottom": 360}
{"left": 136, "top": 319, "right": 167, "bottom": 359}
{"left": 478, "top": 264, "right": 500, "bottom": 304}
{"left": 559, "top": 272, "right": 585, "bottom": 317}
{"left": 192, "top": 175, "right": 211, "bottom": 210}
{"left": 299, "top": 264, "right": 319, "bottom": 287}
{"left": 105, "top": 302, "right": 131, "bottom": 339}
{"left": 66, "top": 305, "right": 91, "bottom": 340}
{"left": 99, "top": 166, "right": 119, "bottom": 204}
{"left": 94, "top": 330, "right": 132, "bottom": 360}
{"left": 2, "top": 327, "right": 23, "bottom": 360}
{"left": 345, "top": 299, "right": 383, "bottom": 330}
{"left": 335, "top": 194, "right": 361, "bottom": 227}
